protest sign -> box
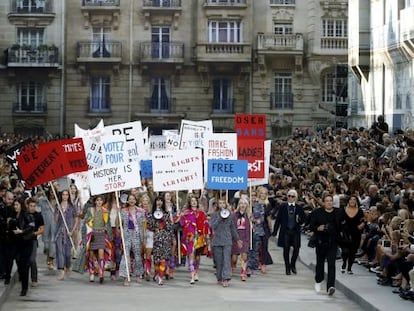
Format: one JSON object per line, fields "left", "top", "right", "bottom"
{"left": 250, "top": 140, "right": 271, "bottom": 186}
{"left": 234, "top": 114, "right": 266, "bottom": 139}
{"left": 179, "top": 120, "right": 213, "bottom": 149}
{"left": 105, "top": 121, "right": 144, "bottom": 162}
{"left": 140, "top": 160, "right": 152, "bottom": 179}
{"left": 5, "top": 139, "right": 36, "bottom": 182}
{"left": 152, "top": 149, "right": 203, "bottom": 192}
{"left": 237, "top": 139, "right": 265, "bottom": 179}
{"left": 17, "top": 138, "right": 88, "bottom": 188}
{"left": 207, "top": 159, "right": 248, "bottom": 190}
{"left": 88, "top": 135, "right": 141, "bottom": 195}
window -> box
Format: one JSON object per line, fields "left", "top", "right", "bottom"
{"left": 92, "top": 27, "right": 111, "bottom": 58}
{"left": 17, "top": 28, "right": 44, "bottom": 47}
{"left": 321, "top": 73, "right": 335, "bottom": 103}
{"left": 16, "top": 82, "right": 45, "bottom": 112}
{"left": 150, "top": 78, "right": 170, "bottom": 112}
{"left": 322, "top": 19, "right": 347, "bottom": 37}
{"left": 270, "top": 0, "right": 295, "bottom": 4}
{"left": 208, "top": 0, "right": 243, "bottom": 3}
{"left": 90, "top": 76, "right": 110, "bottom": 112}
{"left": 151, "top": 26, "right": 170, "bottom": 59}
{"left": 272, "top": 73, "right": 292, "bottom": 109}
{"left": 17, "top": 0, "right": 46, "bottom": 13}
{"left": 213, "top": 79, "right": 233, "bottom": 112}
{"left": 208, "top": 21, "right": 241, "bottom": 43}
{"left": 274, "top": 23, "right": 293, "bottom": 35}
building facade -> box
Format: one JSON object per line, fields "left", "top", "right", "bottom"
{"left": 349, "top": 0, "right": 414, "bottom": 133}
{"left": 0, "top": 0, "right": 349, "bottom": 139}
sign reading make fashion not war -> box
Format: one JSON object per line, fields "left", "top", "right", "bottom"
{"left": 152, "top": 149, "right": 203, "bottom": 192}
{"left": 17, "top": 138, "right": 88, "bottom": 188}
{"left": 207, "top": 159, "right": 248, "bottom": 190}
{"left": 88, "top": 135, "right": 141, "bottom": 195}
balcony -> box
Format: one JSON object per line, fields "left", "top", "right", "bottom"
{"left": 204, "top": 0, "right": 246, "bottom": 7}
{"left": 8, "top": 0, "right": 55, "bottom": 26}
{"left": 270, "top": 0, "right": 295, "bottom": 6}
{"left": 321, "top": 37, "right": 348, "bottom": 50}
{"left": 400, "top": 5, "right": 414, "bottom": 57}
{"left": 77, "top": 41, "right": 122, "bottom": 63}
{"left": 257, "top": 33, "right": 303, "bottom": 55}
{"left": 13, "top": 102, "right": 48, "bottom": 116}
{"left": 270, "top": 92, "right": 293, "bottom": 110}
{"left": 212, "top": 98, "right": 234, "bottom": 114}
{"left": 142, "top": 0, "right": 182, "bottom": 30}
{"left": 139, "top": 42, "right": 184, "bottom": 64}
{"left": 81, "top": 0, "right": 120, "bottom": 29}
{"left": 193, "top": 42, "right": 251, "bottom": 63}
{"left": 6, "top": 45, "right": 59, "bottom": 68}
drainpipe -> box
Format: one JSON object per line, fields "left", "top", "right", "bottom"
{"left": 59, "top": 0, "right": 66, "bottom": 136}
{"left": 128, "top": 0, "right": 133, "bottom": 121}
{"left": 249, "top": 0, "right": 254, "bottom": 114}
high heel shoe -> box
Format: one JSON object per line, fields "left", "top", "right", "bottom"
{"left": 20, "top": 289, "right": 27, "bottom": 296}
{"left": 99, "top": 277, "right": 104, "bottom": 284}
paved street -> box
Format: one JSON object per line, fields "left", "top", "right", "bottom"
{"left": 1, "top": 241, "right": 362, "bottom": 311}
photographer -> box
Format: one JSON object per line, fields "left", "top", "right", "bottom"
{"left": 371, "top": 115, "right": 389, "bottom": 144}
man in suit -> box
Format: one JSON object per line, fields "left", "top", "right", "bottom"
{"left": 272, "top": 189, "right": 305, "bottom": 275}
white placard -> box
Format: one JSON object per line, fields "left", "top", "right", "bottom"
{"left": 179, "top": 120, "right": 213, "bottom": 149}
{"left": 249, "top": 140, "right": 271, "bottom": 187}
{"left": 152, "top": 149, "right": 203, "bottom": 192}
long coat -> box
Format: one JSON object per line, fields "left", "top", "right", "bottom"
{"left": 273, "top": 202, "right": 305, "bottom": 248}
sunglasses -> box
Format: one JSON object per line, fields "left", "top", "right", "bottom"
{"left": 287, "top": 195, "right": 296, "bottom": 198}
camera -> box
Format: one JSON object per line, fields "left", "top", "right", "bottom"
{"left": 398, "top": 239, "right": 405, "bottom": 250}
{"left": 400, "top": 222, "right": 405, "bottom": 232}
{"left": 382, "top": 240, "right": 391, "bottom": 248}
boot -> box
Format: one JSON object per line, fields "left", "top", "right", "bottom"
{"left": 88, "top": 259, "right": 95, "bottom": 282}
{"left": 98, "top": 259, "right": 104, "bottom": 284}
{"left": 240, "top": 259, "right": 247, "bottom": 281}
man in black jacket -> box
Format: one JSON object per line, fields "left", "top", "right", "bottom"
{"left": 273, "top": 189, "right": 305, "bottom": 275}
{"left": 309, "top": 194, "right": 340, "bottom": 296}
{"left": 0, "top": 191, "right": 15, "bottom": 283}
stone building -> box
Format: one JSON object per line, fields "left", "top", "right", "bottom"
{"left": 348, "top": 0, "right": 414, "bottom": 133}
{"left": 0, "top": 0, "right": 349, "bottom": 139}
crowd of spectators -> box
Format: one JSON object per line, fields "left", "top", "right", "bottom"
{"left": 0, "top": 122, "right": 413, "bottom": 301}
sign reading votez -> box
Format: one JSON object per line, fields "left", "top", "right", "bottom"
{"left": 88, "top": 135, "right": 141, "bottom": 195}
{"left": 207, "top": 159, "right": 248, "bottom": 190}
{"left": 152, "top": 149, "right": 203, "bottom": 192}
{"left": 17, "top": 138, "right": 88, "bottom": 188}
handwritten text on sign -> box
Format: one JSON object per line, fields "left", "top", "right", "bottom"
{"left": 207, "top": 159, "right": 248, "bottom": 190}
{"left": 152, "top": 149, "right": 203, "bottom": 191}
{"left": 88, "top": 135, "right": 141, "bottom": 195}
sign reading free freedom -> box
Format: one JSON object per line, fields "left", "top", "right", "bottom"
{"left": 207, "top": 159, "right": 248, "bottom": 190}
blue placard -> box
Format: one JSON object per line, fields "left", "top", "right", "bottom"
{"left": 140, "top": 160, "right": 152, "bottom": 179}
{"left": 207, "top": 159, "right": 248, "bottom": 190}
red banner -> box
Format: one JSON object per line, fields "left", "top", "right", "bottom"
{"left": 237, "top": 139, "right": 265, "bottom": 179}
{"left": 234, "top": 114, "right": 266, "bottom": 139}
{"left": 17, "top": 138, "right": 88, "bottom": 188}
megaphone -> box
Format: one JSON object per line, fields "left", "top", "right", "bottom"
{"left": 220, "top": 208, "right": 230, "bottom": 219}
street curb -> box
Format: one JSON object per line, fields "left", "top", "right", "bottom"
{"left": 0, "top": 270, "right": 18, "bottom": 311}
{"left": 299, "top": 258, "right": 380, "bottom": 311}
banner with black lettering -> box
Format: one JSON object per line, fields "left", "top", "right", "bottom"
{"left": 88, "top": 135, "right": 141, "bottom": 195}
{"left": 17, "top": 138, "right": 88, "bottom": 188}
{"left": 5, "top": 139, "right": 36, "bottom": 182}
{"left": 152, "top": 149, "right": 203, "bottom": 192}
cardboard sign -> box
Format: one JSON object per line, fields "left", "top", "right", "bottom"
{"left": 179, "top": 120, "right": 213, "bottom": 149}
{"left": 88, "top": 135, "right": 141, "bottom": 195}
{"left": 105, "top": 121, "right": 144, "bottom": 162}
{"left": 152, "top": 149, "right": 203, "bottom": 191}
{"left": 5, "top": 139, "right": 36, "bottom": 182}
{"left": 207, "top": 159, "right": 248, "bottom": 190}
{"left": 140, "top": 160, "right": 153, "bottom": 179}
{"left": 17, "top": 138, "right": 88, "bottom": 188}
{"left": 234, "top": 114, "right": 266, "bottom": 139}
{"left": 250, "top": 140, "right": 271, "bottom": 186}
{"left": 237, "top": 139, "right": 265, "bottom": 179}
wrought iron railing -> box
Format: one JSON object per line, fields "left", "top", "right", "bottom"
{"left": 77, "top": 41, "right": 122, "bottom": 59}
{"left": 140, "top": 42, "right": 184, "bottom": 60}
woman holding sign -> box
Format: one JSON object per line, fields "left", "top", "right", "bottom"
{"left": 147, "top": 196, "right": 173, "bottom": 286}
{"left": 119, "top": 193, "right": 145, "bottom": 286}
{"left": 84, "top": 195, "right": 113, "bottom": 283}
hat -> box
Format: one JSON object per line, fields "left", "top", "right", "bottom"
{"left": 403, "top": 176, "right": 414, "bottom": 183}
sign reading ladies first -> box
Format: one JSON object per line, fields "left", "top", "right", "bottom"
{"left": 88, "top": 135, "right": 141, "bottom": 195}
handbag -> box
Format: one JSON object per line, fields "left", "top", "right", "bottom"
{"left": 307, "top": 235, "right": 317, "bottom": 248}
